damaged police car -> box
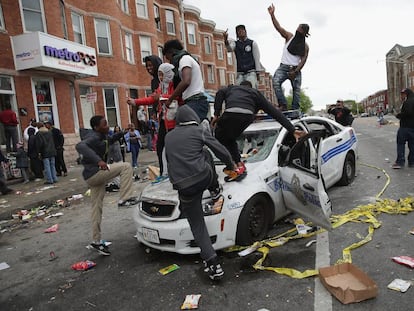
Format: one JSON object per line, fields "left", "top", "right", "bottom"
{"left": 134, "top": 116, "right": 357, "bottom": 254}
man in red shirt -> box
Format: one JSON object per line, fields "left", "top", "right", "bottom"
{"left": 0, "top": 103, "right": 19, "bottom": 153}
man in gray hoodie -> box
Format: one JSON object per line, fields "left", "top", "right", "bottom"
{"left": 165, "top": 105, "right": 237, "bottom": 281}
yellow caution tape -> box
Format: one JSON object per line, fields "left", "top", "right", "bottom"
{"left": 224, "top": 162, "right": 414, "bottom": 279}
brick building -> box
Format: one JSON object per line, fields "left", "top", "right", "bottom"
{"left": 0, "top": 0, "right": 277, "bottom": 164}
{"left": 360, "top": 90, "right": 388, "bottom": 116}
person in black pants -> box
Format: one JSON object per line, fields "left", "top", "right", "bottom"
{"left": 0, "top": 149, "right": 13, "bottom": 195}
{"left": 45, "top": 121, "right": 67, "bottom": 176}
{"left": 27, "top": 127, "right": 43, "bottom": 180}
{"left": 212, "top": 81, "right": 304, "bottom": 180}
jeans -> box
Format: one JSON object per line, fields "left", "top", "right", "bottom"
{"left": 272, "top": 64, "right": 302, "bottom": 110}
{"left": 186, "top": 97, "right": 209, "bottom": 121}
{"left": 236, "top": 71, "right": 258, "bottom": 89}
{"left": 215, "top": 112, "right": 255, "bottom": 163}
{"left": 146, "top": 133, "right": 152, "bottom": 151}
{"left": 43, "top": 157, "right": 58, "bottom": 183}
{"left": 396, "top": 127, "right": 414, "bottom": 166}
{"left": 4, "top": 125, "right": 18, "bottom": 153}
{"left": 130, "top": 143, "right": 140, "bottom": 168}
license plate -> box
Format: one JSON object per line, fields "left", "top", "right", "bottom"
{"left": 142, "top": 228, "right": 160, "bottom": 244}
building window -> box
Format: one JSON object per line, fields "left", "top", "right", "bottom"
{"left": 186, "top": 23, "right": 196, "bottom": 45}
{"left": 227, "top": 52, "right": 233, "bottom": 65}
{"left": 154, "top": 5, "right": 161, "bottom": 31}
{"left": 33, "top": 78, "right": 58, "bottom": 127}
{"left": 136, "top": 0, "right": 148, "bottom": 18}
{"left": 0, "top": 4, "right": 5, "bottom": 30}
{"left": 228, "top": 73, "right": 235, "bottom": 85}
{"left": 21, "top": 0, "right": 46, "bottom": 32}
{"left": 165, "top": 10, "right": 175, "bottom": 34}
{"left": 94, "top": 19, "right": 112, "bottom": 55}
{"left": 103, "top": 88, "right": 119, "bottom": 127}
{"left": 207, "top": 65, "right": 214, "bottom": 83}
{"left": 59, "top": 0, "right": 68, "bottom": 39}
{"left": 125, "top": 33, "right": 134, "bottom": 63}
{"left": 219, "top": 69, "right": 226, "bottom": 86}
{"left": 120, "top": 0, "right": 129, "bottom": 14}
{"left": 217, "top": 43, "right": 224, "bottom": 60}
{"left": 204, "top": 36, "right": 212, "bottom": 54}
{"left": 71, "top": 12, "right": 85, "bottom": 44}
{"left": 139, "top": 35, "right": 151, "bottom": 63}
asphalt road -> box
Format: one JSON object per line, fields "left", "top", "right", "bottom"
{"left": 1, "top": 116, "right": 414, "bottom": 311}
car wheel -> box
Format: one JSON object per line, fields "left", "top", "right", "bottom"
{"left": 337, "top": 152, "right": 355, "bottom": 186}
{"left": 236, "top": 195, "right": 271, "bottom": 246}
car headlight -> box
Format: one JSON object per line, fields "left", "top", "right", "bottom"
{"left": 202, "top": 196, "right": 224, "bottom": 216}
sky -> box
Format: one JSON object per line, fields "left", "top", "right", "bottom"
{"left": 184, "top": 0, "right": 414, "bottom": 110}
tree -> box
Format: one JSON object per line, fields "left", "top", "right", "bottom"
{"left": 286, "top": 89, "right": 313, "bottom": 112}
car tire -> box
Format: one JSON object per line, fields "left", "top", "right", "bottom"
{"left": 337, "top": 152, "right": 355, "bottom": 186}
{"left": 236, "top": 195, "right": 272, "bottom": 246}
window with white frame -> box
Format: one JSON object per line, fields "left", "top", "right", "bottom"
{"left": 218, "top": 69, "right": 226, "bottom": 86}
{"left": 21, "top": 0, "right": 46, "bottom": 32}
{"left": 217, "top": 43, "right": 224, "bottom": 60}
{"left": 71, "top": 12, "right": 85, "bottom": 44}
{"left": 136, "top": 0, "right": 148, "bottom": 18}
{"left": 207, "top": 65, "right": 215, "bottom": 83}
{"left": 94, "top": 19, "right": 112, "bottom": 55}
{"left": 227, "top": 52, "right": 233, "bottom": 65}
{"left": 187, "top": 23, "right": 196, "bottom": 45}
{"left": 125, "top": 33, "right": 134, "bottom": 63}
{"left": 154, "top": 5, "right": 161, "bottom": 30}
{"left": 120, "top": 0, "right": 129, "bottom": 13}
{"left": 165, "top": 10, "right": 175, "bottom": 34}
{"left": 103, "top": 88, "right": 119, "bottom": 127}
{"left": 0, "top": 4, "right": 5, "bottom": 30}
{"left": 59, "top": 0, "right": 68, "bottom": 39}
{"left": 204, "top": 36, "right": 212, "bottom": 54}
{"left": 139, "top": 35, "right": 151, "bottom": 63}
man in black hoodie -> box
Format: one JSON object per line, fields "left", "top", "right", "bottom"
{"left": 392, "top": 88, "right": 414, "bottom": 169}
{"left": 212, "top": 81, "right": 305, "bottom": 178}
{"left": 165, "top": 105, "right": 237, "bottom": 281}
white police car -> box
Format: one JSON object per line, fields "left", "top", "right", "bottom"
{"left": 133, "top": 116, "right": 357, "bottom": 254}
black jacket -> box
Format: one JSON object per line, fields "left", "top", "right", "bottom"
{"left": 165, "top": 105, "right": 233, "bottom": 191}
{"left": 51, "top": 127, "right": 65, "bottom": 149}
{"left": 36, "top": 127, "right": 56, "bottom": 158}
{"left": 328, "top": 106, "right": 353, "bottom": 126}
{"left": 397, "top": 88, "right": 414, "bottom": 128}
{"left": 214, "top": 85, "right": 296, "bottom": 133}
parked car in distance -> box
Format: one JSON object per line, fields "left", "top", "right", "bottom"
{"left": 360, "top": 112, "right": 369, "bottom": 117}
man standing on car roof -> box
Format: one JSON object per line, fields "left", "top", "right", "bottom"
{"left": 212, "top": 81, "right": 305, "bottom": 180}
{"left": 165, "top": 105, "right": 238, "bottom": 281}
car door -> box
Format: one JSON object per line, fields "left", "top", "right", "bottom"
{"left": 278, "top": 131, "right": 332, "bottom": 230}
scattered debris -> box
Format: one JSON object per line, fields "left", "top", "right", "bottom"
{"left": 305, "top": 240, "right": 317, "bottom": 247}
{"left": 391, "top": 256, "right": 414, "bottom": 268}
{"left": 0, "top": 262, "right": 10, "bottom": 270}
{"left": 181, "top": 294, "right": 201, "bottom": 310}
{"left": 85, "top": 301, "right": 96, "bottom": 308}
{"left": 44, "top": 224, "right": 59, "bottom": 233}
{"left": 387, "top": 279, "right": 411, "bottom": 293}
{"left": 159, "top": 264, "right": 180, "bottom": 275}
{"left": 71, "top": 260, "right": 96, "bottom": 271}
{"left": 49, "top": 251, "right": 58, "bottom": 261}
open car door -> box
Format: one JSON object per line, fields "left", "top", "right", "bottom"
{"left": 279, "top": 131, "right": 332, "bottom": 230}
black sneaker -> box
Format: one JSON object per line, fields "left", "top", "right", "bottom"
{"left": 209, "top": 185, "right": 223, "bottom": 201}
{"left": 118, "top": 197, "right": 139, "bottom": 208}
{"left": 204, "top": 258, "right": 224, "bottom": 280}
{"left": 89, "top": 243, "right": 111, "bottom": 256}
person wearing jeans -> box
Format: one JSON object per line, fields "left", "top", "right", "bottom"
{"left": 124, "top": 123, "right": 141, "bottom": 169}
{"left": 35, "top": 123, "right": 57, "bottom": 184}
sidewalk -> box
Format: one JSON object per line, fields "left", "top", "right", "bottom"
{"left": 0, "top": 149, "right": 158, "bottom": 222}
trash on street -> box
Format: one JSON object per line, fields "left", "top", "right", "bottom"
{"left": 44, "top": 224, "right": 59, "bottom": 233}
{"left": 181, "top": 294, "right": 201, "bottom": 310}
{"left": 71, "top": 260, "right": 96, "bottom": 271}
{"left": 387, "top": 279, "right": 411, "bottom": 293}
{"left": 159, "top": 263, "right": 180, "bottom": 275}
{"left": 391, "top": 256, "right": 414, "bottom": 268}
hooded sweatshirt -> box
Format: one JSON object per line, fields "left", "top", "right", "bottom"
{"left": 397, "top": 88, "right": 414, "bottom": 128}
{"left": 165, "top": 105, "right": 233, "bottom": 191}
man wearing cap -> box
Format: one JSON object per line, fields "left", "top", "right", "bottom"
{"left": 328, "top": 100, "right": 354, "bottom": 126}
{"left": 224, "top": 25, "right": 263, "bottom": 89}
{"left": 392, "top": 88, "right": 414, "bottom": 169}
{"left": 268, "top": 3, "right": 310, "bottom": 111}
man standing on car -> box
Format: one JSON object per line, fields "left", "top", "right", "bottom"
{"left": 212, "top": 81, "right": 305, "bottom": 179}
{"left": 223, "top": 25, "right": 263, "bottom": 89}
{"left": 392, "top": 88, "right": 414, "bottom": 169}
{"left": 76, "top": 116, "right": 139, "bottom": 255}
{"left": 165, "top": 105, "right": 238, "bottom": 281}
{"left": 268, "top": 3, "right": 309, "bottom": 111}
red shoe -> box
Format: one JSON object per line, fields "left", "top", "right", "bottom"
{"left": 236, "top": 162, "right": 246, "bottom": 175}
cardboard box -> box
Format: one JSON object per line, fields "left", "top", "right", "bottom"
{"left": 148, "top": 165, "right": 160, "bottom": 181}
{"left": 319, "top": 263, "right": 378, "bottom": 304}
